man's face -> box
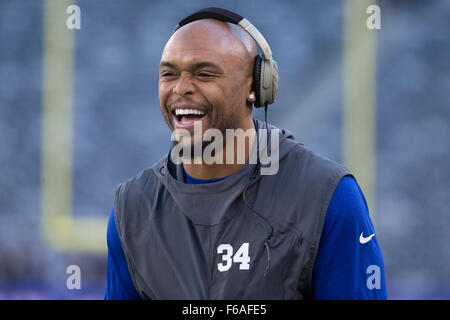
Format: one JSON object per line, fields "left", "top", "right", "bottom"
{"left": 158, "top": 19, "right": 254, "bottom": 149}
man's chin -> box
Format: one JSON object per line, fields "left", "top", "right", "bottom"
{"left": 171, "top": 139, "right": 223, "bottom": 162}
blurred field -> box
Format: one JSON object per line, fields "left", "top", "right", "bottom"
{"left": 0, "top": 0, "right": 449, "bottom": 299}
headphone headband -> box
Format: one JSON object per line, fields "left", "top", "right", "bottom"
{"left": 172, "top": 7, "right": 278, "bottom": 108}
{"left": 176, "top": 7, "right": 243, "bottom": 26}
{"left": 173, "top": 7, "right": 272, "bottom": 60}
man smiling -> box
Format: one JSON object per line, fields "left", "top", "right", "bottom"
{"left": 159, "top": 15, "right": 261, "bottom": 179}
{"left": 105, "top": 8, "right": 387, "bottom": 300}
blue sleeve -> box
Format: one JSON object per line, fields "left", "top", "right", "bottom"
{"left": 312, "top": 176, "right": 387, "bottom": 300}
{"left": 104, "top": 207, "right": 142, "bottom": 300}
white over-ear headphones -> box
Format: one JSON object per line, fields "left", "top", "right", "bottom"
{"left": 172, "top": 7, "right": 279, "bottom": 109}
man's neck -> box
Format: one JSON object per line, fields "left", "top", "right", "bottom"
{"left": 183, "top": 120, "right": 256, "bottom": 180}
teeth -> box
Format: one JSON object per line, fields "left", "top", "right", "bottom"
{"left": 174, "top": 108, "right": 205, "bottom": 116}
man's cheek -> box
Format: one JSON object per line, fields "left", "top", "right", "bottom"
{"left": 159, "top": 94, "right": 169, "bottom": 114}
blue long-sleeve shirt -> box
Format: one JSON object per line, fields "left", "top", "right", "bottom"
{"left": 105, "top": 172, "right": 387, "bottom": 300}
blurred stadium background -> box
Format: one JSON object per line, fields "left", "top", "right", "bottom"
{"left": 0, "top": 0, "right": 449, "bottom": 299}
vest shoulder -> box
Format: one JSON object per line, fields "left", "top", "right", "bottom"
{"left": 119, "top": 167, "right": 152, "bottom": 189}
{"left": 282, "top": 142, "right": 351, "bottom": 179}
{"left": 114, "top": 166, "right": 160, "bottom": 207}
{"left": 113, "top": 166, "right": 165, "bottom": 233}
{"left": 116, "top": 155, "right": 167, "bottom": 196}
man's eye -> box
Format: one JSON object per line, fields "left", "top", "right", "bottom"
{"left": 161, "top": 72, "right": 174, "bottom": 77}
{"left": 197, "top": 73, "right": 214, "bottom": 78}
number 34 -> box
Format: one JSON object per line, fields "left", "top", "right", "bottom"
{"left": 217, "top": 243, "right": 250, "bottom": 272}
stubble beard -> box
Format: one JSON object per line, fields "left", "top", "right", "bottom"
{"left": 170, "top": 108, "right": 242, "bottom": 163}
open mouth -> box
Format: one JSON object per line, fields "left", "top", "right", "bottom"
{"left": 172, "top": 108, "right": 207, "bottom": 127}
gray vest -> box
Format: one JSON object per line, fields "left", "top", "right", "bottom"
{"left": 114, "top": 120, "right": 351, "bottom": 299}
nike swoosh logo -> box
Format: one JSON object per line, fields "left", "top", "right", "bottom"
{"left": 359, "top": 232, "right": 375, "bottom": 244}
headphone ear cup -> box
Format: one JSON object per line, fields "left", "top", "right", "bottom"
{"left": 252, "top": 55, "right": 262, "bottom": 108}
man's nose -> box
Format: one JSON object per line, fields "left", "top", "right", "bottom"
{"left": 173, "top": 72, "right": 195, "bottom": 96}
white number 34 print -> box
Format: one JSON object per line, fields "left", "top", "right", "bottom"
{"left": 217, "top": 243, "right": 250, "bottom": 272}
